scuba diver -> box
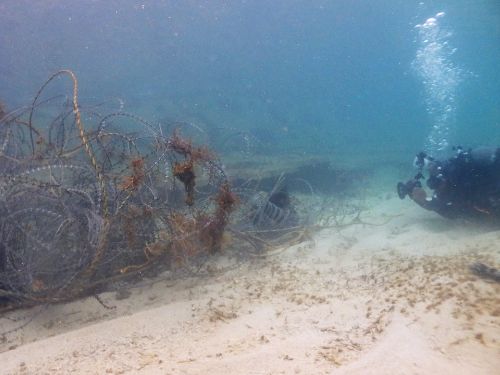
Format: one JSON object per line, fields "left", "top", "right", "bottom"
{"left": 398, "top": 147, "right": 500, "bottom": 284}
{"left": 397, "top": 146, "right": 500, "bottom": 221}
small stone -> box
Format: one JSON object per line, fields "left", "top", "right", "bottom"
{"left": 115, "top": 289, "right": 132, "bottom": 300}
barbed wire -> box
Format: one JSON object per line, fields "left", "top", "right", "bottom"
{"left": 0, "top": 71, "right": 314, "bottom": 314}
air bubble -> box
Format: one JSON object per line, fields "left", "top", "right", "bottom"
{"left": 412, "top": 13, "right": 463, "bottom": 156}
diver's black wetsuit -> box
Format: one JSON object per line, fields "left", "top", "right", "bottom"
{"left": 405, "top": 147, "right": 500, "bottom": 220}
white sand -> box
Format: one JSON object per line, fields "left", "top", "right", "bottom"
{"left": 1, "top": 196, "right": 499, "bottom": 374}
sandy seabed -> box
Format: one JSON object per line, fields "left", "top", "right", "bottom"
{"left": 0, "top": 196, "right": 499, "bottom": 375}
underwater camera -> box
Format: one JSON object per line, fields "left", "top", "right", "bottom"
{"left": 397, "top": 173, "right": 424, "bottom": 200}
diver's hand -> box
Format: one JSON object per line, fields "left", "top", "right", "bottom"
{"left": 397, "top": 178, "right": 422, "bottom": 199}
{"left": 409, "top": 187, "right": 428, "bottom": 207}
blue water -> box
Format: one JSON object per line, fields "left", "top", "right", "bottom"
{"left": 1, "top": 0, "right": 499, "bottom": 162}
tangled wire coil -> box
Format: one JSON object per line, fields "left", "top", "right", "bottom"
{"left": 0, "top": 71, "right": 237, "bottom": 309}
